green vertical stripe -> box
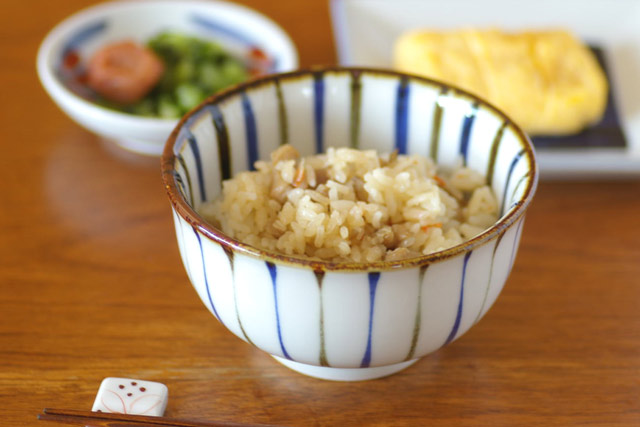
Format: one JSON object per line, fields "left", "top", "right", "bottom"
{"left": 275, "top": 79, "right": 288, "bottom": 146}
{"left": 510, "top": 171, "right": 531, "bottom": 205}
{"left": 429, "top": 88, "right": 447, "bottom": 162}
{"left": 176, "top": 155, "right": 194, "bottom": 207}
{"left": 487, "top": 122, "right": 507, "bottom": 187}
{"left": 350, "top": 70, "right": 362, "bottom": 148}
{"left": 210, "top": 106, "right": 231, "bottom": 181}
{"left": 473, "top": 232, "right": 505, "bottom": 325}
{"left": 405, "top": 265, "right": 428, "bottom": 361}
{"left": 315, "top": 271, "right": 329, "bottom": 367}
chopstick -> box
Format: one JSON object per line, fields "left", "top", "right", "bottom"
{"left": 38, "top": 408, "right": 282, "bottom": 427}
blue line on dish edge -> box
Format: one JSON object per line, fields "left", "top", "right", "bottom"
{"left": 190, "top": 12, "right": 284, "bottom": 71}
{"left": 60, "top": 20, "right": 106, "bottom": 60}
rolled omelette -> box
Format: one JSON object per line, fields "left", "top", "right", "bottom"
{"left": 393, "top": 29, "right": 608, "bottom": 136}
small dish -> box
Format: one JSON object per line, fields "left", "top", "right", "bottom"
{"left": 37, "top": 0, "right": 298, "bottom": 156}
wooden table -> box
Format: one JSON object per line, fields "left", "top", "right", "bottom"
{"left": 2, "top": 1, "right": 640, "bottom": 425}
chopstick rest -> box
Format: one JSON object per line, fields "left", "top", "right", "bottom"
{"left": 92, "top": 377, "right": 168, "bottom": 416}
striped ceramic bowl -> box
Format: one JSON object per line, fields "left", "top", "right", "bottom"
{"left": 161, "top": 68, "right": 538, "bottom": 381}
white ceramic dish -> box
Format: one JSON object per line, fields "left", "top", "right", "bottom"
{"left": 330, "top": 0, "right": 640, "bottom": 179}
{"left": 37, "top": 0, "right": 298, "bottom": 156}
{"left": 162, "top": 68, "right": 538, "bottom": 381}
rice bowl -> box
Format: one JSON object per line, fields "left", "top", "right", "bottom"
{"left": 162, "top": 67, "right": 538, "bottom": 380}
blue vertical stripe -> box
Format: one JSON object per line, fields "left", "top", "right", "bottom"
{"left": 241, "top": 92, "right": 259, "bottom": 171}
{"left": 313, "top": 72, "right": 325, "bottom": 153}
{"left": 395, "top": 77, "right": 410, "bottom": 154}
{"left": 266, "top": 262, "right": 291, "bottom": 360}
{"left": 186, "top": 131, "right": 206, "bottom": 203}
{"left": 193, "top": 227, "right": 224, "bottom": 326}
{"left": 459, "top": 103, "right": 478, "bottom": 166}
{"left": 500, "top": 149, "right": 526, "bottom": 215}
{"left": 444, "top": 251, "right": 473, "bottom": 345}
{"left": 360, "top": 272, "right": 380, "bottom": 368}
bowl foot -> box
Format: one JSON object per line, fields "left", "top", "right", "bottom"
{"left": 272, "top": 356, "right": 419, "bottom": 381}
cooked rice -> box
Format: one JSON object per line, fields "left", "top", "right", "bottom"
{"left": 199, "top": 145, "right": 499, "bottom": 263}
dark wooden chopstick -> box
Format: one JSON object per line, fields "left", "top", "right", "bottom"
{"left": 38, "top": 408, "right": 282, "bottom": 427}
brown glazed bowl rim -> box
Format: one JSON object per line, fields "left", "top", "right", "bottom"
{"left": 161, "top": 67, "right": 539, "bottom": 272}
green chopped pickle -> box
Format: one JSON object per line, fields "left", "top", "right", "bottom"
{"left": 104, "top": 32, "right": 250, "bottom": 118}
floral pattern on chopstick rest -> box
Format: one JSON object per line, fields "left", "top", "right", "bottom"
{"left": 91, "top": 377, "right": 168, "bottom": 416}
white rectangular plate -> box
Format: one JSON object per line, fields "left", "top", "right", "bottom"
{"left": 330, "top": 0, "right": 640, "bottom": 179}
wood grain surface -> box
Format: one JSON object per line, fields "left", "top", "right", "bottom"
{"left": 1, "top": 1, "right": 639, "bottom": 426}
